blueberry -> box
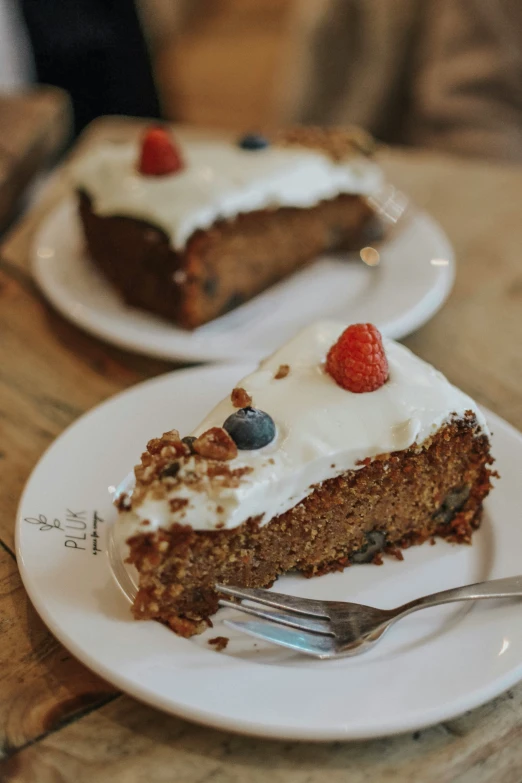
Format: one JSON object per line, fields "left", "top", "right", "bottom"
{"left": 432, "top": 485, "right": 470, "bottom": 525}
{"left": 351, "top": 531, "right": 387, "bottom": 564}
{"left": 238, "top": 133, "right": 269, "bottom": 151}
{"left": 223, "top": 406, "right": 275, "bottom": 450}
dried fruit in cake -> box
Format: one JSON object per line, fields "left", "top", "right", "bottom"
{"left": 181, "top": 435, "right": 197, "bottom": 453}
{"left": 223, "top": 407, "right": 276, "bottom": 450}
{"left": 138, "top": 126, "right": 184, "bottom": 176}
{"left": 326, "top": 323, "right": 389, "bottom": 393}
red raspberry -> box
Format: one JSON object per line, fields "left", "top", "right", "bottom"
{"left": 326, "top": 323, "right": 388, "bottom": 393}
{"left": 138, "top": 126, "right": 184, "bottom": 176}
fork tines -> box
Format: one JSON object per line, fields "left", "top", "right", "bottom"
{"left": 216, "top": 584, "right": 332, "bottom": 636}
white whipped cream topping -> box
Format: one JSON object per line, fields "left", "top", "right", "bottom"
{"left": 71, "top": 140, "right": 383, "bottom": 250}
{"left": 120, "top": 322, "right": 487, "bottom": 535}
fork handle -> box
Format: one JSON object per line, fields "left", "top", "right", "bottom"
{"left": 396, "top": 575, "right": 522, "bottom": 619}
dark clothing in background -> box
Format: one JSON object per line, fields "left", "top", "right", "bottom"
{"left": 20, "top": 0, "right": 160, "bottom": 134}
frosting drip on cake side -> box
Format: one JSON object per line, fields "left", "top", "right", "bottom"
{"left": 70, "top": 140, "right": 383, "bottom": 251}
{"left": 119, "top": 322, "right": 488, "bottom": 535}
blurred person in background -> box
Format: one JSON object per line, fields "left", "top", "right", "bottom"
{"left": 286, "top": 0, "right": 522, "bottom": 161}
{"left": 11, "top": 0, "right": 522, "bottom": 161}
{"left": 19, "top": 0, "right": 159, "bottom": 132}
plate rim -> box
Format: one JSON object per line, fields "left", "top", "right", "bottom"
{"left": 15, "top": 364, "right": 522, "bottom": 742}
{"left": 31, "top": 197, "right": 455, "bottom": 364}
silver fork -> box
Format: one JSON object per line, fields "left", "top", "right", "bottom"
{"left": 217, "top": 576, "right": 522, "bottom": 659}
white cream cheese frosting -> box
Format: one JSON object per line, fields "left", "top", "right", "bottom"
{"left": 71, "top": 139, "right": 383, "bottom": 251}
{"left": 119, "top": 322, "right": 487, "bottom": 535}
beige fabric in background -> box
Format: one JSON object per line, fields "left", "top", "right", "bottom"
{"left": 140, "top": 0, "right": 522, "bottom": 162}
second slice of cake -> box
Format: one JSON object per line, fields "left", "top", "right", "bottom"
{"left": 72, "top": 127, "right": 383, "bottom": 329}
{"left": 117, "top": 322, "right": 494, "bottom": 636}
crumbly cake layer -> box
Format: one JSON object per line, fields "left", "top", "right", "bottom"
{"left": 126, "top": 416, "right": 494, "bottom": 637}
{"left": 78, "top": 191, "right": 375, "bottom": 329}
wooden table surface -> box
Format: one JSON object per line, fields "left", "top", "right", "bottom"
{"left": 0, "top": 88, "right": 71, "bottom": 231}
{"left": 0, "top": 118, "right": 521, "bottom": 782}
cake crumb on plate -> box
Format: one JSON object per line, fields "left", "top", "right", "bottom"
{"left": 208, "top": 636, "right": 229, "bottom": 652}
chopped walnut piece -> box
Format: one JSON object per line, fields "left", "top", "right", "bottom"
{"left": 162, "top": 430, "right": 190, "bottom": 457}
{"left": 146, "top": 437, "right": 163, "bottom": 455}
{"left": 276, "top": 126, "right": 376, "bottom": 161}
{"left": 169, "top": 498, "right": 189, "bottom": 513}
{"left": 194, "top": 427, "right": 238, "bottom": 461}
{"left": 231, "top": 387, "right": 252, "bottom": 408}
{"left": 161, "top": 429, "right": 181, "bottom": 443}
{"left": 147, "top": 429, "right": 188, "bottom": 458}
{"left": 274, "top": 364, "right": 290, "bottom": 380}
{"left": 208, "top": 636, "right": 229, "bottom": 652}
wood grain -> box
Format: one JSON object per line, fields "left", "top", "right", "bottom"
{"left": 0, "top": 546, "right": 116, "bottom": 757}
{"left": 0, "top": 266, "right": 171, "bottom": 551}
{"left": 0, "top": 118, "right": 521, "bottom": 780}
{"left": 3, "top": 689, "right": 522, "bottom": 783}
{"left": 0, "top": 89, "right": 71, "bottom": 230}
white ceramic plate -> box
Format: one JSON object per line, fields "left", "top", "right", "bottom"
{"left": 32, "top": 198, "right": 454, "bottom": 363}
{"left": 16, "top": 364, "right": 521, "bottom": 741}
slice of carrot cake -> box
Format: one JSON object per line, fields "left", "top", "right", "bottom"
{"left": 72, "top": 126, "right": 383, "bottom": 328}
{"left": 116, "top": 322, "right": 494, "bottom": 636}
